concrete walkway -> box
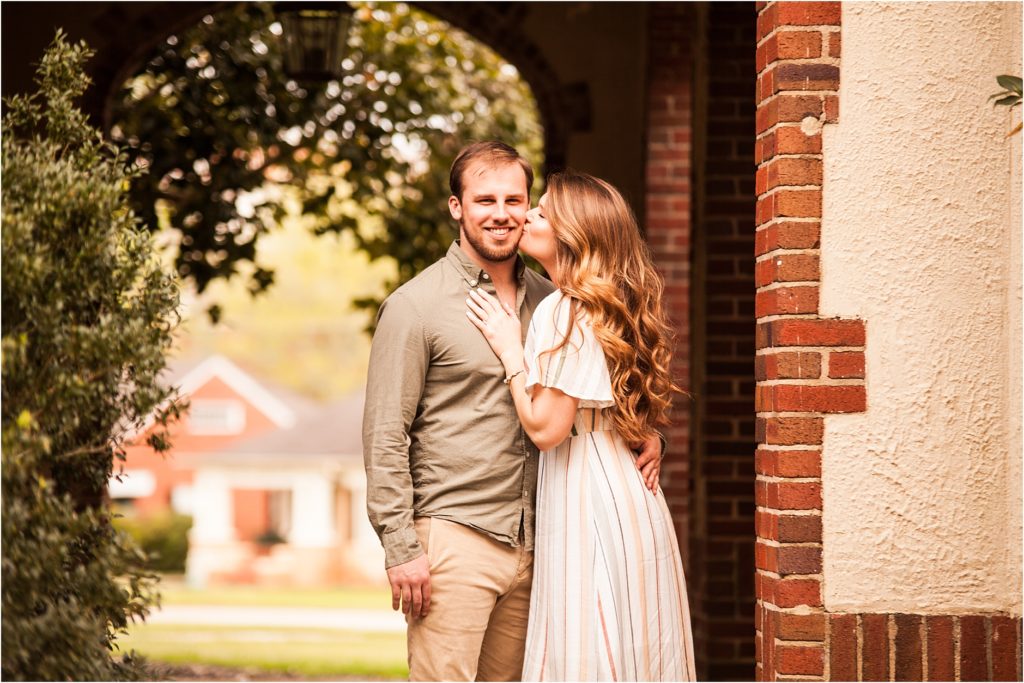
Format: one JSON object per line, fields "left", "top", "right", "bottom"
{"left": 147, "top": 605, "right": 406, "bottom": 633}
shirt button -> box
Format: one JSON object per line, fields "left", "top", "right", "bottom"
{"left": 482, "top": 273, "right": 490, "bottom": 280}
{"left": 469, "top": 279, "right": 478, "bottom": 287}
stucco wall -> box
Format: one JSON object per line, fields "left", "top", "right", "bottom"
{"left": 820, "top": 1, "right": 1022, "bottom": 614}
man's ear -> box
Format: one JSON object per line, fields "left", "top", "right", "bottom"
{"left": 448, "top": 195, "right": 463, "bottom": 221}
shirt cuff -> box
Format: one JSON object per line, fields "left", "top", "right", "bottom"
{"left": 382, "top": 525, "right": 424, "bottom": 569}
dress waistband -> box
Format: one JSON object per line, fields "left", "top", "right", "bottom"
{"left": 571, "top": 407, "right": 615, "bottom": 435}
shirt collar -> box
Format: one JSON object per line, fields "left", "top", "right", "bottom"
{"left": 446, "top": 240, "right": 526, "bottom": 287}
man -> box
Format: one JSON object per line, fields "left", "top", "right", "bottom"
{"left": 362, "top": 141, "right": 662, "bottom": 681}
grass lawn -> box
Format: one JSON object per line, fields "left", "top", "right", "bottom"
{"left": 122, "top": 624, "right": 407, "bottom": 679}
{"left": 124, "top": 577, "right": 406, "bottom": 679}
{"left": 154, "top": 575, "right": 394, "bottom": 611}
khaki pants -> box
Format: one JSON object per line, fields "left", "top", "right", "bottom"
{"left": 408, "top": 517, "right": 533, "bottom": 682}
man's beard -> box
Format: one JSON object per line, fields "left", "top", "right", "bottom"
{"left": 462, "top": 220, "right": 520, "bottom": 263}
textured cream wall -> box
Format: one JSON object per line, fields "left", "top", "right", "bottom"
{"left": 820, "top": 2, "right": 1022, "bottom": 614}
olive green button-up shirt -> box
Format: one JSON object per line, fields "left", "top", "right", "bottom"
{"left": 363, "top": 241, "right": 556, "bottom": 569}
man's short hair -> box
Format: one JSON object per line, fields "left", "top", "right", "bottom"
{"left": 449, "top": 141, "right": 534, "bottom": 200}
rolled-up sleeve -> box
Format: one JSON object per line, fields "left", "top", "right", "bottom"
{"left": 362, "top": 292, "right": 429, "bottom": 568}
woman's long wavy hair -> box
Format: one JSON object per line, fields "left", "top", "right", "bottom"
{"left": 543, "top": 170, "right": 682, "bottom": 445}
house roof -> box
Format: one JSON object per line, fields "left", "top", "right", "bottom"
{"left": 201, "top": 391, "right": 365, "bottom": 465}
{"left": 126, "top": 353, "right": 324, "bottom": 441}
{"left": 170, "top": 355, "right": 305, "bottom": 429}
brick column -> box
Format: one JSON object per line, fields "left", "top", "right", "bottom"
{"left": 754, "top": 3, "right": 856, "bottom": 680}
{"left": 645, "top": 2, "right": 692, "bottom": 557}
{"left": 754, "top": 4, "right": 1024, "bottom": 681}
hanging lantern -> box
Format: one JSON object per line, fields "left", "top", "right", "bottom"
{"left": 275, "top": 2, "right": 354, "bottom": 82}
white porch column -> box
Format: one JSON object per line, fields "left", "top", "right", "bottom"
{"left": 287, "top": 473, "right": 337, "bottom": 547}
{"left": 186, "top": 469, "right": 239, "bottom": 587}
{"left": 341, "top": 468, "right": 386, "bottom": 580}
{"left": 189, "top": 469, "right": 235, "bottom": 544}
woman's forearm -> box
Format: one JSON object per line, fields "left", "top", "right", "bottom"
{"left": 501, "top": 351, "right": 577, "bottom": 451}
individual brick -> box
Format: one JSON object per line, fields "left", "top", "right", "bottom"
{"left": 990, "top": 615, "right": 1020, "bottom": 682}
{"left": 776, "top": 644, "right": 824, "bottom": 675}
{"left": 775, "top": 189, "right": 822, "bottom": 218}
{"left": 757, "top": 416, "right": 824, "bottom": 445}
{"left": 755, "top": 252, "right": 820, "bottom": 286}
{"left": 775, "top": 62, "right": 840, "bottom": 91}
{"left": 778, "top": 95, "right": 825, "bottom": 122}
{"left": 777, "top": 612, "right": 826, "bottom": 641}
{"left": 776, "top": 30, "right": 822, "bottom": 59}
{"left": 775, "top": 450, "right": 822, "bottom": 478}
{"left": 761, "top": 318, "right": 866, "bottom": 347}
{"left": 768, "top": 384, "right": 867, "bottom": 413}
{"left": 775, "top": 577, "right": 822, "bottom": 608}
{"left": 829, "top": 351, "right": 865, "bottom": 378}
{"left": 755, "top": 286, "right": 820, "bottom": 316}
{"left": 767, "top": 156, "right": 824, "bottom": 189}
{"left": 925, "top": 615, "right": 955, "bottom": 681}
{"left": 861, "top": 613, "right": 890, "bottom": 681}
{"left": 777, "top": 514, "right": 822, "bottom": 543}
{"left": 755, "top": 221, "right": 821, "bottom": 255}
{"left": 776, "top": 2, "right": 842, "bottom": 26}
{"left": 774, "top": 481, "right": 822, "bottom": 510}
{"left": 959, "top": 615, "right": 988, "bottom": 682}
{"left": 776, "top": 125, "right": 822, "bottom": 154}
{"left": 829, "top": 613, "right": 858, "bottom": 682}
{"left": 777, "top": 545, "right": 822, "bottom": 575}
{"left": 894, "top": 613, "right": 923, "bottom": 681}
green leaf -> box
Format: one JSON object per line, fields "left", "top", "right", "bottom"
{"left": 993, "top": 94, "right": 1021, "bottom": 107}
{"left": 996, "top": 74, "right": 1023, "bottom": 94}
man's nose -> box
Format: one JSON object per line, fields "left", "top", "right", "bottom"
{"left": 493, "top": 202, "right": 510, "bottom": 222}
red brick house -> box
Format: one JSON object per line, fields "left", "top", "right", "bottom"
{"left": 111, "top": 355, "right": 308, "bottom": 521}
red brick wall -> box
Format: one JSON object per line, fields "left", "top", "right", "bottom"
{"left": 645, "top": 1, "right": 693, "bottom": 559}
{"left": 828, "top": 613, "right": 1022, "bottom": 682}
{"left": 755, "top": 2, "right": 855, "bottom": 680}
{"left": 693, "top": 2, "right": 759, "bottom": 679}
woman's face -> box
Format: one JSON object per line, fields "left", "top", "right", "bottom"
{"left": 521, "top": 193, "right": 558, "bottom": 271}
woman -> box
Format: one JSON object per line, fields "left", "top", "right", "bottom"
{"left": 466, "top": 170, "right": 695, "bottom": 682}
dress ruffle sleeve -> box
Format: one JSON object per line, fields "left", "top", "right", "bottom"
{"left": 524, "top": 291, "right": 615, "bottom": 408}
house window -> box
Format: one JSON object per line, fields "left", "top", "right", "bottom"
{"left": 171, "top": 484, "right": 194, "bottom": 515}
{"left": 108, "top": 469, "right": 157, "bottom": 499}
{"left": 187, "top": 399, "right": 246, "bottom": 435}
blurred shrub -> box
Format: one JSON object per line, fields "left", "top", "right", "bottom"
{"left": 2, "top": 32, "right": 181, "bottom": 680}
{"left": 115, "top": 513, "right": 193, "bottom": 573}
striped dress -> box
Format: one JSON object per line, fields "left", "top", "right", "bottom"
{"left": 521, "top": 291, "right": 695, "bottom": 682}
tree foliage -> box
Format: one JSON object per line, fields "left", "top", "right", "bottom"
{"left": 111, "top": 2, "right": 543, "bottom": 317}
{"left": 2, "top": 33, "right": 181, "bottom": 680}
